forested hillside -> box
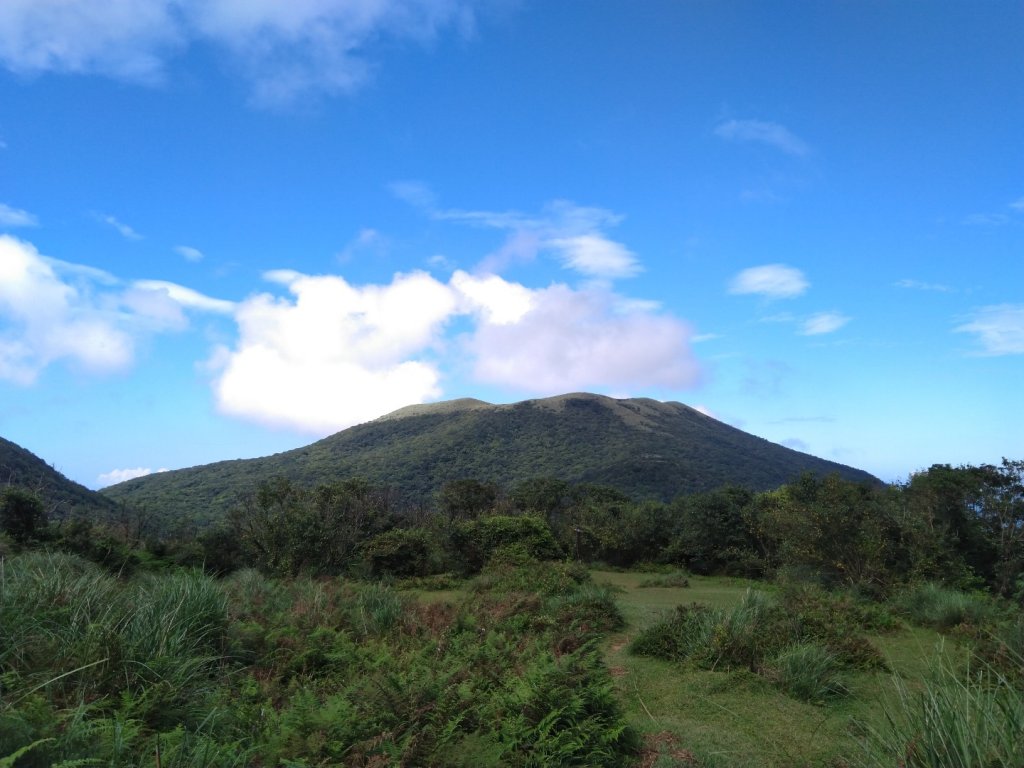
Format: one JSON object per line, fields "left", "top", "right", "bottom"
{"left": 102, "top": 393, "right": 876, "bottom": 526}
{"left": 0, "top": 435, "right": 118, "bottom": 520}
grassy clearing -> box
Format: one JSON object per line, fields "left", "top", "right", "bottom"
{"left": 593, "top": 570, "right": 960, "bottom": 767}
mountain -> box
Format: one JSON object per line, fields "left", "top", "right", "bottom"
{"left": 0, "top": 436, "right": 120, "bottom": 520}
{"left": 102, "top": 393, "right": 877, "bottom": 523}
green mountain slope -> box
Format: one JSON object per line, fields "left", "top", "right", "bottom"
{"left": 102, "top": 393, "right": 877, "bottom": 523}
{"left": 0, "top": 436, "right": 119, "bottom": 520}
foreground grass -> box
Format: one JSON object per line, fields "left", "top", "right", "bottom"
{"left": 592, "top": 571, "right": 960, "bottom": 768}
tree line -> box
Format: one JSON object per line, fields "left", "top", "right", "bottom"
{"left": 3, "top": 459, "right": 1022, "bottom": 599}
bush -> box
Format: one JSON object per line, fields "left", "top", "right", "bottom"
{"left": 895, "top": 582, "right": 999, "bottom": 630}
{"left": 452, "top": 515, "right": 563, "bottom": 573}
{"left": 361, "top": 528, "right": 437, "bottom": 578}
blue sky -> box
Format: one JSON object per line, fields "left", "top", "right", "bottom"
{"left": 0, "top": 0, "right": 1021, "bottom": 490}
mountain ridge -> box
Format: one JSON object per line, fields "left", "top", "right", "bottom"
{"left": 101, "top": 393, "right": 877, "bottom": 524}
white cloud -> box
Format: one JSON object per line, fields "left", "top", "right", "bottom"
{"left": 715, "top": 119, "right": 810, "bottom": 156}
{"left": 210, "top": 269, "right": 457, "bottom": 433}
{"left": 97, "top": 466, "right": 168, "bottom": 487}
{"left": 728, "top": 264, "right": 809, "bottom": 299}
{"left": 451, "top": 270, "right": 533, "bottom": 325}
{"left": 97, "top": 213, "right": 143, "bottom": 240}
{"left": 0, "top": 236, "right": 134, "bottom": 384}
{"left": 0, "top": 0, "right": 481, "bottom": 105}
{"left": 0, "top": 236, "right": 235, "bottom": 383}
{"left": 0, "top": 202, "right": 38, "bottom": 227}
{"left": 955, "top": 304, "right": 1024, "bottom": 355}
{"left": 800, "top": 312, "right": 850, "bottom": 335}
{"left": 209, "top": 265, "right": 702, "bottom": 432}
{"left": 132, "top": 279, "right": 235, "bottom": 314}
{"left": 176, "top": 245, "right": 204, "bottom": 262}
{"left": 781, "top": 437, "right": 810, "bottom": 452}
{"left": 1010, "top": 197, "right": 1024, "bottom": 212}
{"left": 463, "top": 283, "right": 700, "bottom": 394}
{"left": 546, "top": 234, "right": 640, "bottom": 278}
{"left": 0, "top": 0, "right": 181, "bottom": 82}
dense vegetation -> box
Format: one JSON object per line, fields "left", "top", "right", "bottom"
{"left": 0, "top": 436, "right": 119, "bottom": 521}
{"left": 2, "top": 449, "right": 1022, "bottom": 765}
{"left": 100, "top": 394, "right": 876, "bottom": 526}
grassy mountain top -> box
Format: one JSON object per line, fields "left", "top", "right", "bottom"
{"left": 0, "top": 436, "right": 119, "bottom": 520}
{"left": 102, "top": 393, "right": 877, "bottom": 525}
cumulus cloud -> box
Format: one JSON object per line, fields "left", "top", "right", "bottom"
{"left": 0, "top": 236, "right": 234, "bottom": 383}
{"left": 463, "top": 282, "right": 700, "bottom": 394}
{"left": 715, "top": 119, "right": 810, "bottom": 156}
{"left": 728, "top": 264, "right": 809, "bottom": 299}
{"left": 175, "top": 245, "right": 204, "bottom": 262}
{"left": 0, "top": 0, "right": 482, "bottom": 105}
{"left": 0, "top": 202, "right": 38, "bottom": 227}
{"left": 97, "top": 466, "right": 168, "bottom": 487}
{"left": 800, "top": 312, "right": 850, "bottom": 335}
{"left": 955, "top": 304, "right": 1024, "bottom": 355}
{"left": 209, "top": 266, "right": 701, "bottom": 433}
{"left": 209, "top": 269, "right": 457, "bottom": 433}
{"left": 0, "top": 236, "right": 135, "bottom": 383}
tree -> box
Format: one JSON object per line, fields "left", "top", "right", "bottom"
{"left": 0, "top": 487, "right": 46, "bottom": 543}
{"left": 438, "top": 479, "right": 498, "bottom": 522}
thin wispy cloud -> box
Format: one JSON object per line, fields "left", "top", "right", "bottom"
{"left": 0, "top": 0, "right": 484, "bottom": 106}
{"left": 715, "top": 119, "right": 810, "bottom": 157}
{"left": 175, "top": 245, "right": 204, "bottom": 262}
{"left": 395, "top": 185, "right": 641, "bottom": 279}
{"left": 895, "top": 278, "right": 952, "bottom": 293}
{"left": 0, "top": 202, "right": 38, "bottom": 227}
{"left": 729, "top": 264, "right": 809, "bottom": 299}
{"left": 1010, "top": 197, "right": 1024, "bottom": 212}
{"left": 955, "top": 304, "right": 1024, "bottom": 355}
{"left": 963, "top": 213, "right": 1009, "bottom": 226}
{"left": 800, "top": 312, "right": 850, "bottom": 336}
{"left": 97, "top": 213, "right": 143, "bottom": 240}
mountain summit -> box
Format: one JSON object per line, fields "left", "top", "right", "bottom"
{"left": 101, "top": 394, "right": 876, "bottom": 522}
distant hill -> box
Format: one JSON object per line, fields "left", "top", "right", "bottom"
{"left": 102, "top": 393, "right": 877, "bottom": 524}
{"left": 0, "top": 436, "right": 119, "bottom": 520}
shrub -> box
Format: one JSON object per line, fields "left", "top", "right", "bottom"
{"left": 451, "top": 514, "right": 563, "bottom": 573}
{"left": 895, "top": 582, "right": 999, "bottom": 630}
{"left": 360, "top": 528, "right": 437, "bottom": 578}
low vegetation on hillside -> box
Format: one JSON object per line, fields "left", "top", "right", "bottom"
{"left": 1, "top": 457, "right": 1021, "bottom": 766}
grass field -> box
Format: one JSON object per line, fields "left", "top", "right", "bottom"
{"left": 591, "top": 570, "right": 950, "bottom": 768}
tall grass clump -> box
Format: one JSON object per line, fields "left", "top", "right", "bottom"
{"left": 120, "top": 570, "right": 228, "bottom": 688}
{"left": 0, "top": 552, "right": 122, "bottom": 690}
{"left": 769, "top": 643, "right": 848, "bottom": 703}
{"left": 895, "top": 582, "right": 998, "bottom": 630}
{"left": 860, "top": 646, "right": 1024, "bottom": 767}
